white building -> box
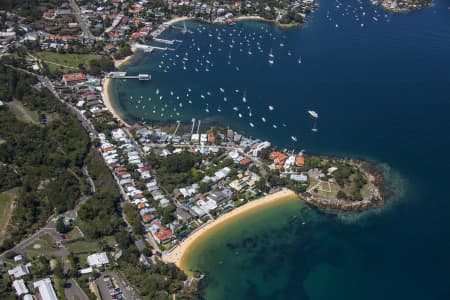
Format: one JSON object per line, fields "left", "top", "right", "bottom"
{"left": 8, "top": 265, "right": 30, "bottom": 279}
{"left": 284, "top": 155, "right": 296, "bottom": 170}
{"left": 87, "top": 252, "right": 109, "bottom": 267}
{"left": 33, "top": 278, "right": 58, "bottom": 300}
{"left": 291, "top": 174, "right": 308, "bottom": 183}
{"left": 12, "top": 279, "right": 29, "bottom": 296}
{"left": 249, "top": 141, "right": 271, "bottom": 157}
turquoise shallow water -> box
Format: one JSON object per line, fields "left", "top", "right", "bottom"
{"left": 110, "top": 0, "right": 450, "bottom": 298}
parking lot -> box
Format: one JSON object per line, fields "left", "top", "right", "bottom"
{"left": 96, "top": 272, "right": 139, "bottom": 300}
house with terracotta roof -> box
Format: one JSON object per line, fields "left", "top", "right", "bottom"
{"left": 62, "top": 73, "right": 86, "bottom": 86}
{"left": 240, "top": 157, "right": 251, "bottom": 166}
{"left": 153, "top": 228, "right": 174, "bottom": 244}
{"left": 142, "top": 214, "right": 155, "bottom": 223}
{"left": 269, "top": 151, "right": 287, "bottom": 170}
{"left": 295, "top": 156, "right": 305, "bottom": 167}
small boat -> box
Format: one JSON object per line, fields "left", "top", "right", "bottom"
{"left": 268, "top": 59, "right": 274, "bottom": 65}
{"left": 291, "top": 136, "right": 298, "bottom": 142}
{"left": 242, "top": 90, "right": 247, "bottom": 103}
{"left": 308, "top": 110, "right": 319, "bottom": 118}
{"left": 238, "top": 113, "right": 242, "bottom": 118}
{"left": 268, "top": 105, "right": 274, "bottom": 111}
{"left": 249, "top": 122, "right": 255, "bottom": 128}
{"left": 269, "top": 48, "right": 274, "bottom": 58}
{"left": 219, "top": 88, "right": 225, "bottom": 93}
{"left": 156, "top": 89, "right": 159, "bottom": 95}
{"left": 261, "top": 117, "right": 266, "bottom": 123}
{"left": 233, "top": 106, "right": 239, "bottom": 111}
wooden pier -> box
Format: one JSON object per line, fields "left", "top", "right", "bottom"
{"left": 107, "top": 72, "right": 151, "bottom": 80}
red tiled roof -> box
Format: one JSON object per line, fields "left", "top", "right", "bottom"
{"left": 240, "top": 158, "right": 251, "bottom": 165}
{"left": 102, "top": 146, "right": 115, "bottom": 153}
{"left": 49, "top": 34, "right": 76, "bottom": 41}
{"left": 155, "top": 228, "right": 173, "bottom": 242}
{"left": 295, "top": 156, "right": 305, "bottom": 167}
{"left": 62, "top": 72, "right": 86, "bottom": 83}
{"left": 142, "top": 214, "right": 154, "bottom": 223}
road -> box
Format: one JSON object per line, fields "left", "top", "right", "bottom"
{"left": 2, "top": 64, "right": 98, "bottom": 139}
{"left": 68, "top": 0, "right": 94, "bottom": 40}
{"left": 65, "top": 278, "right": 89, "bottom": 300}
{"left": 105, "top": 13, "right": 124, "bottom": 33}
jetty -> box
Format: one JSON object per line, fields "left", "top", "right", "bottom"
{"left": 134, "top": 43, "right": 174, "bottom": 52}
{"left": 107, "top": 72, "right": 150, "bottom": 80}
{"left": 152, "top": 38, "right": 175, "bottom": 45}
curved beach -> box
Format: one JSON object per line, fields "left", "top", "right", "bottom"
{"left": 101, "top": 77, "right": 131, "bottom": 127}
{"left": 162, "top": 188, "right": 298, "bottom": 269}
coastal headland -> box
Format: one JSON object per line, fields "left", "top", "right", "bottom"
{"left": 162, "top": 188, "right": 298, "bottom": 269}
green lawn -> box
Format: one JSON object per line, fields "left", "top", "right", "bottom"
{"left": 0, "top": 188, "right": 20, "bottom": 241}
{"left": 0, "top": 138, "right": 5, "bottom": 145}
{"left": 66, "top": 227, "right": 83, "bottom": 240}
{"left": 22, "top": 233, "right": 57, "bottom": 254}
{"left": 66, "top": 240, "right": 100, "bottom": 254}
{"left": 35, "top": 52, "right": 102, "bottom": 74}
{"left": 6, "top": 100, "right": 40, "bottom": 125}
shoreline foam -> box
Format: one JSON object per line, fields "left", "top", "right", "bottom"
{"left": 162, "top": 188, "right": 298, "bottom": 270}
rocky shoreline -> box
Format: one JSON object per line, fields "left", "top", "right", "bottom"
{"left": 302, "top": 159, "right": 386, "bottom": 212}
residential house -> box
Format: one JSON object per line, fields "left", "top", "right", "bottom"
{"left": 153, "top": 228, "right": 174, "bottom": 244}
{"left": 62, "top": 73, "right": 86, "bottom": 86}
{"left": 175, "top": 207, "right": 192, "bottom": 223}
{"left": 33, "top": 278, "right": 58, "bottom": 300}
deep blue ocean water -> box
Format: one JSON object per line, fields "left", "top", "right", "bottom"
{"left": 110, "top": 0, "right": 450, "bottom": 298}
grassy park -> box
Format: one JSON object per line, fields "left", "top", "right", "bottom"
{"left": 0, "top": 188, "right": 20, "bottom": 242}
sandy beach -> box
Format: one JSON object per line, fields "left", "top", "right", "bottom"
{"left": 114, "top": 54, "right": 134, "bottom": 69}
{"left": 114, "top": 44, "right": 137, "bottom": 69}
{"left": 234, "top": 16, "right": 267, "bottom": 22}
{"left": 164, "top": 16, "right": 192, "bottom": 26}
{"left": 162, "top": 188, "right": 298, "bottom": 269}
{"left": 234, "top": 15, "right": 300, "bottom": 28}
{"left": 101, "top": 77, "right": 131, "bottom": 127}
